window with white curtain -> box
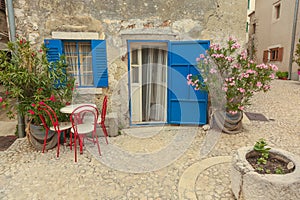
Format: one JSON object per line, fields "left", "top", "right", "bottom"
{"left": 64, "top": 41, "right": 93, "bottom": 87}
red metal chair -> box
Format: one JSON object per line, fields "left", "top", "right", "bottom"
{"left": 97, "top": 96, "right": 109, "bottom": 144}
{"left": 38, "top": 103, "right": 72, "bottom": 157}
{"left": 70, "top": 104, "right": 101, "bottom": 162}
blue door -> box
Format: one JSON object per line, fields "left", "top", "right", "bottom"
{"left": 167, "top": 41, "right": 209, "bottom": 125}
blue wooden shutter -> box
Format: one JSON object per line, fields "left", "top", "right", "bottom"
{"left": 44, "top": 39, "right": 63, "bottom": 62}
{"left": 167, "top": 41, "right": 209, "bottom": 125}
{"left": 92, "top": 40, "right": 108, "bottom": 87}
{"left": 44, "top": 39, "right": 64, "bottom": 87}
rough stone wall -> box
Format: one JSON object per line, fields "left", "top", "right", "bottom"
{"left": 11, "top": 0, "right": 247, "bottom": 128}
{"left": 0, "top": 10, "right": 8, "bottom": 49}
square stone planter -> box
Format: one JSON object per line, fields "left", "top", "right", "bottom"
{"left": 231, "top": 146, "right": 300, "bottom": 200}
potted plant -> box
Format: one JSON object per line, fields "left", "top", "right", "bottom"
{"left": 0, "top": 37, "right": 74, "bottom": 150}
{"left": 187, "top": 37, "right": 278, "bottom": 134}
{"left": 231, "top": 139, "right": 300, "bottom": 200}
{"left": 276, "top": 71, "right": 288, "bottom": 80}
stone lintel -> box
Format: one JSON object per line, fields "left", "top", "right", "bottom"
{"left": 52, "top": 32, "right": 99, "bottom": 40}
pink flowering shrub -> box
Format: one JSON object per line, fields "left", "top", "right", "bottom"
{"left": 187, "top": 37, "right": 278, "bottom": 114}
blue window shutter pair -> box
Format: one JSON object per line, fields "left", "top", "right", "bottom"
{"left": 44, "top": 39, "right": 108, "bottom": 88}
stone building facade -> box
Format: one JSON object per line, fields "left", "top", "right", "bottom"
{"left": 252, "top": 0, "right": 300, "bottom": 80}
{"left": 8, "top": 0, "right": 247, "bottom": 132}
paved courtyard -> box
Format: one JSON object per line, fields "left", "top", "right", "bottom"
{"left": 0, "top": 79, "right": 300, "bottom": 199}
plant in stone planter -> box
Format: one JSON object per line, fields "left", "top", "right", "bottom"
{"left": 231, "top": 139, "right": 300, "bottom": 200}
{"left": 246, "top": 138, "right": 294, "bottom": 174}
{"left": 187, "top": 37, "right": 278, "bottom": 134}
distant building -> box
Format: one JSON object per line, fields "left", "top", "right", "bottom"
{"left": 246, "top": 0, "right": 256, "bottom": 43}
{"left": 251, "top": 0, "right": 300, "bottom": 80}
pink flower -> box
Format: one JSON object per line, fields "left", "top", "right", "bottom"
{"left": 28, "top": 110, "right": 35, "bottom": 115}
{"left": 256, "top": 82, "right": 263, "bottom": 87}
{"left": 39, "top": 101, "right": 45, "bottom": 105}
{"left": 200, "top": 54, "right": 205, "bottom": 59}
{"left": 238, "top": 88, "right": 245, "bottom": 93}
{"left": 210, "top": 68, "right": 217, "bottom": 74}
{"left": 263, "top": 85, "right": 271, "bottom": 90}
{"left": 196, "top": 57, "right": 201, "bottom": 62}
{"left": 186, "top": 74, "right": 192, "bottom": 80}
{"left": 31, "top": 103, "right": 36, "bottom": 107}
{"left": 222, "top": 87, "right": 228, "bottom": 92}
{"left": 0, "top": 97, "right": 3, "bottom": 103}
{"left": 270, "top": 73, "right": 275, "bottom": 79}
{"left": 240, "top": 50, "right": 247, "bottom": 60}
{"left": 229, "top": 81, "right": 236, "bottom": 86}
{"left": 225, "top": 56, "right": 234, "bottom": 62}
{"left": 238, "top": 106, "right": 244, "bottom": 111}
{"left": 231, "top": 43, "right": 241, "bottom": 49}
{"left": 229, "top": 110, "right": 238, "bottom": 115}
{"left": 269, "top": 64, "right": 278, "bottom": 71}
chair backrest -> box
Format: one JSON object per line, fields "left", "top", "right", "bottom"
{"left": 38, "top": 103, "right": 60, "bottom": 132}
{"left": 101, "top": 96, "right": 108, "bottom": 123}
{"left": 70, "top": 104, "right": 99, "bottom": 133}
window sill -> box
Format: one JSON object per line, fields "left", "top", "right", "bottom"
{"left": 76, "top": 88, "right": 102, "bottom": 95}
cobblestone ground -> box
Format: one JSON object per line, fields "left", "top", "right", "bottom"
{"left": 0, "top": 80, "right": 300, "bottom": 199}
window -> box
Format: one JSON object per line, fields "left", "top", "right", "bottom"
{"left": 44, "top": 39, "right": 108, "bottom": 88}
{"left": 253, "top": 23, "right": 256, "bottom": 34}
{"left": 0, "top": 0, "right": 5, "bottom": 11}
{"left": 274, "top": 3, "right": 281, "bottom": 19}
{"left": 263, "top": 47, "right": 283, "bottom": 62}
{"left": 64, "top": 41, "right": 93, "bottom": 87}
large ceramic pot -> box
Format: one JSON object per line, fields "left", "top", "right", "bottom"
{"left": 231, "top": 146, "right": 300, "bottom": 200}
{"left": 212, "top": 110, "right": 243, "bottom": 134}
{"left": 26, "top": 123, "right": 57, "bottom": 151}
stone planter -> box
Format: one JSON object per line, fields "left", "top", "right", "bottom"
{"left": 231, "top": 146, "right": 300, "bottom": 200}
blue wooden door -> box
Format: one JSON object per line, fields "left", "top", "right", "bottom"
{"left": 167, "top": 41, "right": 209, "bottom": 125}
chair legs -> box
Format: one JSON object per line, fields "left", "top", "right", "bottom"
{"left": 57, "top": 130, "right": 61, "bottom": 158}
{"left": 42, "top": 129, "right": 62, "bottom": 158}
{"left": 42, "top": 129, "right": 49, "bottom": 153}
{"left": 100, "top": 122, "right": 109, "bottom": 144}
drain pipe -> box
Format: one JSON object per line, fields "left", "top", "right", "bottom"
{"left": 6, "top": 0, "right": 25, "bottom": 138}
{"left": 6, "top": 0, "right": 16, "bottom": 42}
{"left": 288, "top": 0, "right": 299, "bottom": 80}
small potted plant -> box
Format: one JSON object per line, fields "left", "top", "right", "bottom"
{"left": 231, "top": 139, "right": 300, "bottom": 200}
{"left": 276, "top": 71, "right": 289, "bottom": 80}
